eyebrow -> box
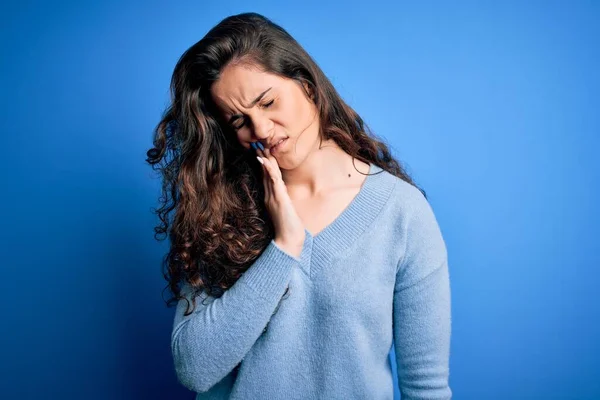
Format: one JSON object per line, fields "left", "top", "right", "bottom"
{"left": 227, "top": 87, "right": 272, "bottom": 124}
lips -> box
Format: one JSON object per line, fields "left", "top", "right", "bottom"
{"left": 267, "top": 137, "right": 288, "bottom": 150}
{"left": 270, "top": 138, "right": 288, "bottom": 154}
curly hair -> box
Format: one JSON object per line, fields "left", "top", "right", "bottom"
{"left": 146, "top": 12, "right": 425, "bottom": 316}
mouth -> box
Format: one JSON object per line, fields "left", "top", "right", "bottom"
{"left": 270, "top": 138, "right": 288, "bottom": 155}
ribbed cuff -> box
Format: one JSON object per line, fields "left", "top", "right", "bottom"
{"left": 240, "top": 233, "right": 310, "bottom": 297}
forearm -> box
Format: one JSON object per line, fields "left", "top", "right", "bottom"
{"left": 171, "top": 238, "right": 305, "bottom": 393}
{"left": 393, "top": 261, "right": 452, "bottom": 400}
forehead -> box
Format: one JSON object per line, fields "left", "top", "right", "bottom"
{"left": 210, "top": 64, "right": 283, "bottom": 112}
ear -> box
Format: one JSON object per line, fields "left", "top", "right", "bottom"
{"left": 302, "top": 81, "right": 315, "bottom": 100}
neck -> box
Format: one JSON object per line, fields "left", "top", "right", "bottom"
{"left": 280, "top": 138, "right": 369, "bottom": 198}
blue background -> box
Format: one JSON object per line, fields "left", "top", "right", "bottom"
{"left": 1, "top": 0, "right": 598, "bottom": 398}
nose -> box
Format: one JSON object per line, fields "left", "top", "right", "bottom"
{"left": 250, "top": 115, "right": 273, "bottom": 140}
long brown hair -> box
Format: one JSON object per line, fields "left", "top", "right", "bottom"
{"left": 146, "top": 12, "right": 425, "bottom": 315}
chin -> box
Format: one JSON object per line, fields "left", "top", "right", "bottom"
{"left": 275, "top": 158, "right": 293, "bottom": 171}
{"left": 274, "top": 154, "right": 298, "bottom": 170}
{"left": 278, "top": 152, "right": 311, "bottom": 172}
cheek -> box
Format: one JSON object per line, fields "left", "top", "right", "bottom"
{"left": 279, "top": 98, "right": 312, "bottom": 130}
{"left": 236, "top": 129, "right": 253, "bottom": 148}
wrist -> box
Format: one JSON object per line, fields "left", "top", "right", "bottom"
{"left": 274, "top": 236, "right": 304, "bottom": 259}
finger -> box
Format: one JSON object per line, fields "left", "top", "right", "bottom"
{"left": 261, "top": 157, "right": 286, "bottom": 199}
{"left": 263, "top": 147, "right": 282, "bottom": 180}
{"left": 262, "top": 159, "right": 289, "bottom": 204}
{"left": 256, "top": 148, "right": 274, "bottom": 187}
{"left": 255, "top": 147, "right": 267, "bottom": 172}
{"left": 257, "top": 156, "right": 273, "bottom": 200}
{"left": 255, "top": 146, "right": 277, "bottom": 198}
{"left": 264, "top": 146, "right": 275, "bottom": 164}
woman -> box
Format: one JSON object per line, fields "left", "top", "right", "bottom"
{"left": 147, "top": 12, "right": 452, "bottom": 400}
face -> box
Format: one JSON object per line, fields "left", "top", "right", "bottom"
{"left": 210, "top": 62, "right": 320, "bottom": 168}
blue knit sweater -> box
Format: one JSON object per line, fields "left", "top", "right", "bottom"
{"left": 171, "top": 163, "right": 452, "bottom": 399}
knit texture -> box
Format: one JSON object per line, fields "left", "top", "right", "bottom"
{"left": 171, "top": 163, "right": 452, "bottom": 400}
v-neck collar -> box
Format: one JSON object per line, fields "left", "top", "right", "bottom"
{"left": 297, "top": 163, "right": 398, "bottom": 279}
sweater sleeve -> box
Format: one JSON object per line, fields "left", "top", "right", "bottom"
{"left": 171, "top": 233, "right": 311, "bottom": 394}
{"left": 392, "top": 188, "right": 452, "bottom": 400}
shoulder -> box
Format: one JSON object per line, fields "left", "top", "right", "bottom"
{"left": 377, "top": 169, "right": 432, "bottom": 222}
{"left": 377, "top": 170, "right": 447, "bottom": 275}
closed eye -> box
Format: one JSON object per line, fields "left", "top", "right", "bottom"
{"left": 231, "top": 118, "right": 245, "bottom": 130}
{"left": 230, "top": 99, "right": 275, "bottom": 130}
{"left": 261, "top": 99, "right": 275, "bottom": 108}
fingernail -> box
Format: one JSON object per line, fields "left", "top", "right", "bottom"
{"left": 256, "top": 156, "right": 264, "bottom": 164}
{"left": 257, "top": 142, "right": 265, "bottom": 151}
{"left": 250, "top": 142, "right": 257, "bottom": 150}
